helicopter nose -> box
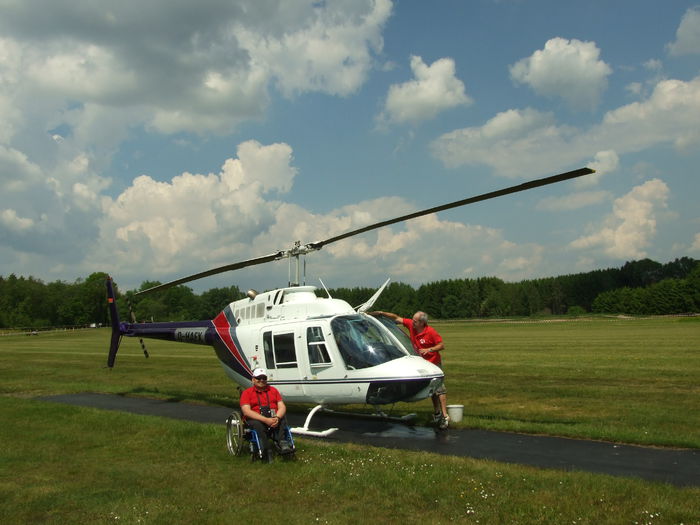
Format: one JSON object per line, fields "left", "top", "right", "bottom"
{"left": 365, "top": 378, "right": 433, "bottom": 405}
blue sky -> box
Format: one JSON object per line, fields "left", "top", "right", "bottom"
{"left": 1, "top": 0, "right": 699, "bottom": 293}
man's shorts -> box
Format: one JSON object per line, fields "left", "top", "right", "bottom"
{"left": 435, "top": 381, "right": 447, "bottom": 395}
{"left": 434, "top": 363, "right": 447, "bottom": 395}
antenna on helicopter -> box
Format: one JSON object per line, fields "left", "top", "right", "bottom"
{"left": 319, "top": 278, "right": 332, "bottom": 298}
{"left": 134, "top": 167, "right": 594, "bottom": 297}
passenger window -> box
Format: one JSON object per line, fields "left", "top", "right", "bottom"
{"left": 273, "top": 332, "right": 297, "bottom": 369}
{"left": 263, "top": 331, "right": 275, "bottom": 369}
{"left": 307, "top": 326, "right": 331, "bottom": 366}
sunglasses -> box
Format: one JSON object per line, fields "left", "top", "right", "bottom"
{"left": 254, "top": 376, "right": 267, "bottom": 381}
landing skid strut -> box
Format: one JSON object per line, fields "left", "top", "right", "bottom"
{"left": 291, "top": 405, "right": 339, "bottom": 437}
{"left": 290, "top": 404, "right": 417, "bottom": 438}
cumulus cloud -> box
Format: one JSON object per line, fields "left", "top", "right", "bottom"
{"left": 692, "top": 232, "right": 700, "bottom": 252}
{"left": 596, "top": 76, "right": 700, "bottom": 152}
{"left": 534, "top": 150, "right": 616, "bottom": 211}
{"left": 79, "top": 137, "right": 564, "bottom": 289}
{"left": 587, "top": 149, "right": 619, "bottom": 176}
{"left": 430, "top": 107, "right": 579, "bottom": 177}
{"left": 667, "top": 6, "right": 700, "bottom": 56}
{"left": 236, "top": 0, "right": 392, "bottom": 98}
{"left": 378, "top": 55, "right": 472, "bottom": 126}
{"left": 569, "top": 179, "right": 669, "bottom": 259}
{"left": 0, "top": 209, "right": 34, "bottom": 232}
{"left": 510, "top": 37, "right": 612, "bottom": 110}
{"left": 0, "top": 1, "right": 694, "bottom": 292}
{"left": 536, "top": 190, "right": 610, "bottom": 212}
{"left": 0, "top": 0, "right": 393, "bottom": 282}
{"left": 311, "top": 213, "right": 548, "bottom": 286}
{"left": 573, "top": 149, "right": 619, "bottom": 189}
{"left": 0, "top": 0, "right": 391, "bottom": 140}
{"left": 2, "top": 133, "right": 654, "bottom": 291}
{"left": 431, "top": 75, "right": 700, "bottom": 177}
{"left": 96, "top": 141, "right": 297, "bottom": 273}
{"left": 0, "top": 137, "right": 106, "bottom": 263}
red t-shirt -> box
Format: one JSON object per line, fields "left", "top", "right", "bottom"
{"left": 402, "top": 318, "right": 443, "bottom": 366}
{"left": 240, "top": 385, "right": 283, "bottom": 414}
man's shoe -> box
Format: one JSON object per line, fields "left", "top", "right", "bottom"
{"left": 278, "top": 440, "right": 293, "bottom": 454}
{"left": 433, "top": 412, "right": 442, "bottom": 423}
{"left": 438, "top": 415, "right": 450, "bottom": 430}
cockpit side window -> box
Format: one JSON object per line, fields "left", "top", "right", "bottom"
{"left": 307, "top": 326, "right": 331, "bottom": 366}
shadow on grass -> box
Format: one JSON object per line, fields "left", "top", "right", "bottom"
{"left": 120, "top": 388, "right": 435, "bottom": 426}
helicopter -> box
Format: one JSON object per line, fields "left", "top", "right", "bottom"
{"left": 106, "top": 167, "right": 594, "bottom": 436}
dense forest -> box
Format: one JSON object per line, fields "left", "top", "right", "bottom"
{"left": 1, "top": 257, "right": 698, "bottom": 330}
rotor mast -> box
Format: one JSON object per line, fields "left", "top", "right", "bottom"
{"left": 287, "top": 240, "right": 321, "bottom": 286}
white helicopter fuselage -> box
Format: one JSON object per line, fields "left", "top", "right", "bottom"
{"left": 109, "top": 280, "right": 444, "bottom": 408}
{"left": 218, "top": 286, "right": 444, "bottom": 405}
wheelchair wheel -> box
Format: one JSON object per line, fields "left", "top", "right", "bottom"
{"left": 226, "top": 410, "right": 244, "bottom": 456}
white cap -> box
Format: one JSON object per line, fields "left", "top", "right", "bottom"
{"left": 252, "top": 367, "right": 267, "bottom": 378}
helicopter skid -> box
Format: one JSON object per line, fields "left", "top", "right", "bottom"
{"left": 291, "top": 427, "right": 339, "bottom": 438}
{"left": 291, "top": 404, "right": 339, "bottom": 437}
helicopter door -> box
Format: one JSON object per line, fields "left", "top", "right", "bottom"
{"left": 262, "top": 330, "right": 304, "bottom": 399}
{"left": 302, "top": 325, "right": 351, "bottom": 398}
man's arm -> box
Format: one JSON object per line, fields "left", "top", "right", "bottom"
{"left": 273, "top": 400, "right": 287, "bottom": 427}
{"left": 418, "top": 340, "right": 444, "bottom": 356}
{"left": 369, "top": 311, "right": 402, "bottom": 323}
{"left": 241, "top": 404, "right": 276, "bottom": 427}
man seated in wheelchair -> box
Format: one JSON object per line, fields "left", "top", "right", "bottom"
{"left": 240, "top": 368, "right": 294, "bottom": 457}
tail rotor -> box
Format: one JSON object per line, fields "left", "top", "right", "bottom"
{"left": 106, "top": 277, "right": 122, "bottom": 368}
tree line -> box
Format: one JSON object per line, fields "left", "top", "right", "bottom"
{"left": 1, "top": 257, "right": 698, "bottom": 329}
{"left": 332, "top": 257, "right": 700, "bottom": 318}
{"left": 0, "top": 272, "right": 243, "bottom": 330}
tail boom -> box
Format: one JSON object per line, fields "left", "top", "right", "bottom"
{"left": 105, "top": 278, "right": 251, "bottom": 378}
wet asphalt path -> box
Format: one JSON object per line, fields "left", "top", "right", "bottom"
{"left": 41, "top": 393, "right": 699, "bottom": 487}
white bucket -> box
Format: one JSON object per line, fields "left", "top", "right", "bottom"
{"left": 446, "top": 404, "right": 464, "bottom": 423}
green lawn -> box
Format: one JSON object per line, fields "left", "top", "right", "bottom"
{"left": 1, "top": 318, "right": 698, "bottom": 524}
{"left": 433, "top": 317, "right": 700, "bottom": 447}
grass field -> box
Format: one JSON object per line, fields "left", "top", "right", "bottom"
{"left": 434, "top": 316, "right": 700, "bottom": 448}
{"left": 1, "top": 317, "right": 698, "bottom": 524}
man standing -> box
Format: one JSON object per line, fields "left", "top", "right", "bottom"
{"left": 371, "top": 310, "right": 449, "bottom": 429}
{"left": 240, "top": 367, "right": 293, "bottom": 460}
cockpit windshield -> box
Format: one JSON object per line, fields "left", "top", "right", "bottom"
{"left": 331, "top": 314, "right": 413, "bottom": 370}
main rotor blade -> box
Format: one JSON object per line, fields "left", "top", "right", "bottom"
{"left": 134, "top": 167, "right": 593, "bottom": 295}
{"left": 135, "top": 251, "right": 284, "bottom": 296}
{"left": 308, "top": 167, "right": 594, "bottom": 250}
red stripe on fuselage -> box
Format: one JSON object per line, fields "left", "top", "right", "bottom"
{"left": 213, "top": 312, "right": 250, "bottom": 374}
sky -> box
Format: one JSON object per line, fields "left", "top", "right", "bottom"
{"left": 1, "top": 0, "right": 699, "bottom": 294}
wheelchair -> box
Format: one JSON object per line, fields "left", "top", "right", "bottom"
{"left": 226, "top": 410, "right": 296, "bottom": 462}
